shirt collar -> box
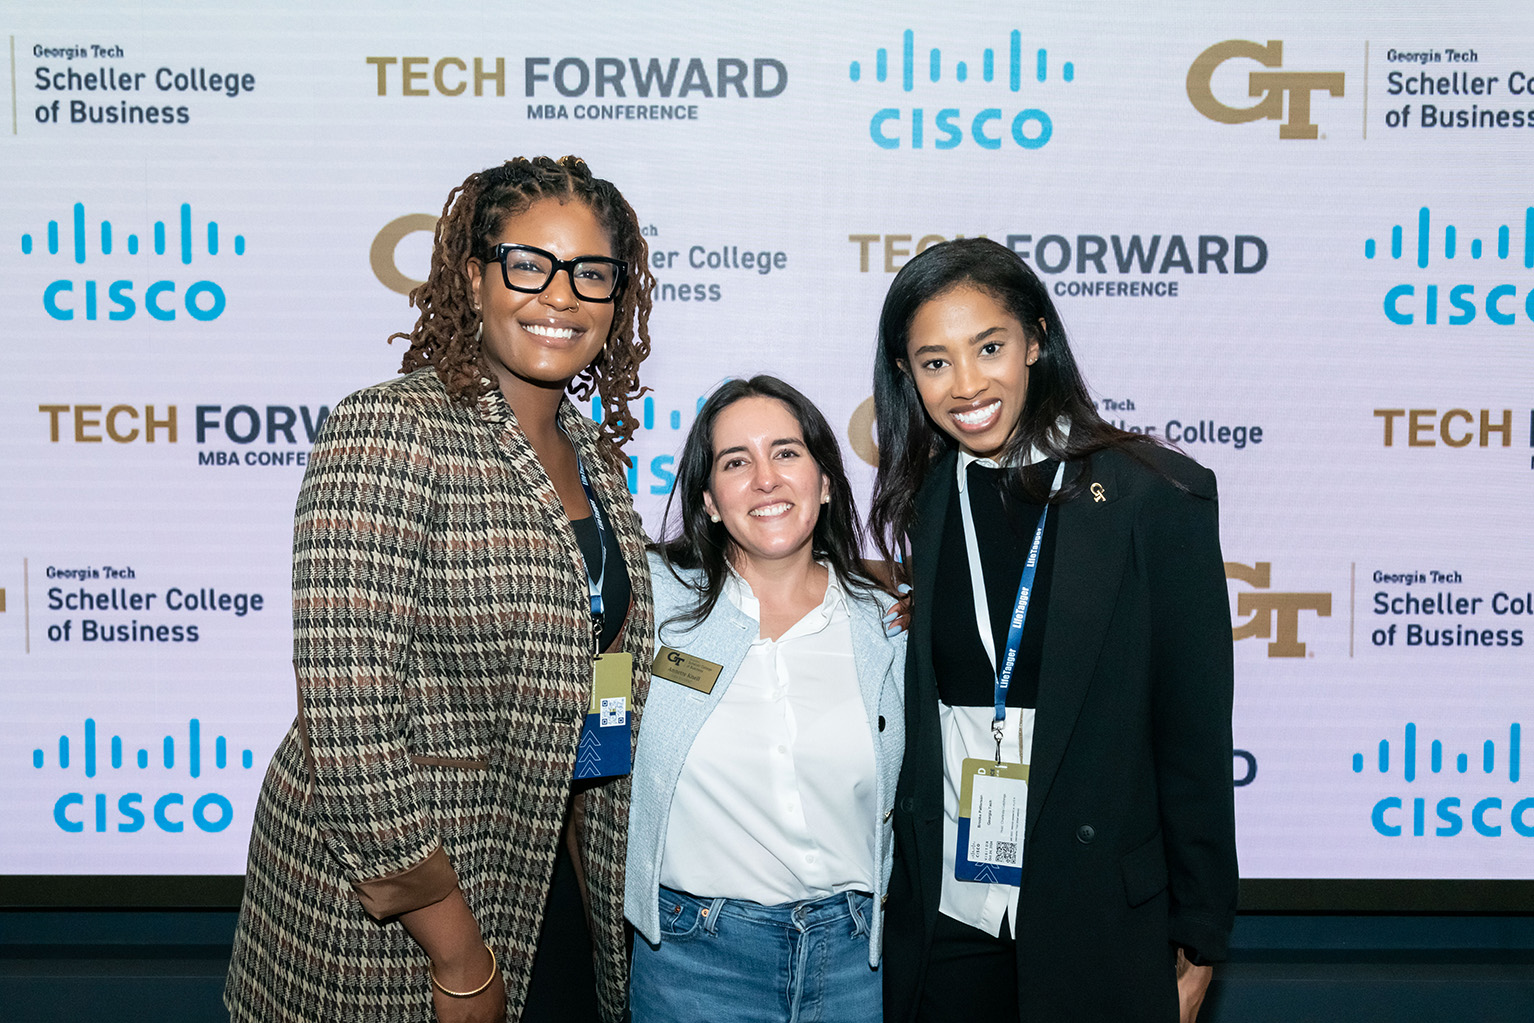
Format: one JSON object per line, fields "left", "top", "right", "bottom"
{"left": 955, "top": 417, "right": 1071, "bottom": 494}
{"left": 723, "top": 562, "right": 845, "bottom": 633}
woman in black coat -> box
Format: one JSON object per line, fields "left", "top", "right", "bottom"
{"left": 869, "top": 238, "right": 1237, "bottom": 1023}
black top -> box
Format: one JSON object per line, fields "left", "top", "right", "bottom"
{"left": 570, "top": 495, "right": 630, "bottom": 653}
{"left": 930, "top": 460, "right": 1059, "bottom": 709}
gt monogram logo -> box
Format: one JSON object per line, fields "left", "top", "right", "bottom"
{"left": 1187, "top": 40, "right": 1345, "bottom": 140}
{"left": 1226, "top": 561, "right": 1332, "bottom": 657}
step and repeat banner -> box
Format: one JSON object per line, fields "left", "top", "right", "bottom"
{"left": 2, "top": 1, "right": 1530, "bottom": 893}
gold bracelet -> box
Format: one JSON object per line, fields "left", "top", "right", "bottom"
{"left": 430, "top": 943, "right": 498, "bottom": 999}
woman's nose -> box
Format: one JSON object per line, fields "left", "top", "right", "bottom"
{"left": 951, "top": 356, "right": 985, "bottom": 398}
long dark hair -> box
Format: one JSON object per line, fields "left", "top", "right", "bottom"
{"left": 868, "top": 237, "right": 1161, "bottom": 565}
{"left": 653, "top": 375, "right": 882, "bottom": 631}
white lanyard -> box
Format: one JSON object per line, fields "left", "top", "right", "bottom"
{"left": 957, "top": 458, "right": 1066, "bottom": 759}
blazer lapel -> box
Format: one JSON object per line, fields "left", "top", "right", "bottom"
{"left": 1026, "top": 455, "right": 1135, "bottom": 834}
{"left": 909, "top": 448, "right": 956, "bottom": 712}
{"left": 482, "top": 390, "right": 575, "bottom": 545}
{"left": 906, "top": 448, "right": 956, "bottom": 925}
{"left": 653, "top": 591, "right": 756, "bottom": 737}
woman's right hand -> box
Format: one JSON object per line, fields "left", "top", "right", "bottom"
{"left": 430, "top": 948, "right": 506, "bottom": 1023}
{"left": 883, "top": 583, "right": 913, "bottom": 637}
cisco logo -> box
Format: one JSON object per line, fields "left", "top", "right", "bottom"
{"left": 1360, "top": 722, "right": 1533, "bottom": 838}
{"left": 588, "top": 393, "right": 707, "bottom": 496}
{"left": 1367, "top": 205, "right": 1534, "bottom": 326}
{"left": 36, "top": 717, "right": 254, "bottom": 834}
{"left": 25, "top": 201, "right": 244, "bottom": 322}
{"left": 849, "top": 28, "right": 1074, "bottom": 150}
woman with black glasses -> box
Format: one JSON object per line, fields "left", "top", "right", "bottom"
{"left": 226, "top": 156, "right": 656, "bottom": 1023}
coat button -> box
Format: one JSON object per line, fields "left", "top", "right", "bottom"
{"left": 1076, "top": 824, "right": 1096, "bottom": 844}
{"left": 899, "top": 796, "right": 914, "bottom": 813}
{"left": 878, "top": 715, "right": 886, "bottom": 732}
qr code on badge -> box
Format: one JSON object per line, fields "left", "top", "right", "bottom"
{"left": 599, "top": 697, "right": 627, "bottom": 727}
{"left": 995, "top": 842, "right": 1018, "bottom": 864}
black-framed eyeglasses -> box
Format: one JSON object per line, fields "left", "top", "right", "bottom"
{"left": 488, "top": 243, "right": 627, "bottom": 303}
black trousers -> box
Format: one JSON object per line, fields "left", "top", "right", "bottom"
{"left": 915, "top": 912, "right": 1019, "bottom": 1023}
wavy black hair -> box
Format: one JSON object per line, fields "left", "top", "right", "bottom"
{"left": 868, "top": 237, "right": 1163, "bottom": 566}
{"left": 653, "top": 375, "right": 882, "bottom": 630}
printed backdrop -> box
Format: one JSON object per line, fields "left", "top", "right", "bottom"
{"left": 2, "top": 0, "right": 1531, "bottom": 886}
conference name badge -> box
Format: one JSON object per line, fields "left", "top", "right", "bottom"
{"left": 574, "top": 653, "right": 633, "bottom": 779}
{"left": 650, "top": 646, "right": 723, "bottom": 695}
{"left": 954, "top": 758, "right": 1027, "bottom": 886}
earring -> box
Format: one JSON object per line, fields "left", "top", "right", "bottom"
{"left": 820, "top": 493, "right": 830, "bottom": 504}
{"left": 475, "top": 321, "right": 483, "bottom": 342}
{"left": 709, "top": 513, "right": 721, "bottom": 523}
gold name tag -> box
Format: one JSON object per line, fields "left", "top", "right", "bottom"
{"left": 651, "top": 646, "right": 724, "bottom": 695}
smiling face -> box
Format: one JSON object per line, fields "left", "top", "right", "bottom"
{"left": 901, "top": 284, "right": 1041, "bottom": 460}
{"left": 702, "top": 396, "right": 831, "bottom": 574}
{"left": 466, "top": 198, "right": 617, "bottom": 399}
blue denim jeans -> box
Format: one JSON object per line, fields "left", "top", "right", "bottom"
{"left": 630, "top": 886, "right": 882, "bottom": 1023}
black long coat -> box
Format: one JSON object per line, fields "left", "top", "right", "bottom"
{"left": 883, "top": 444, "right": 1238, "bottom": 1022}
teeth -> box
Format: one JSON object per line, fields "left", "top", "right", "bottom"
{"left": 749, "top": 502, "right": 791, "bottom": 517}
{"left": 953, "top": 401, "right": 999, "bottom": 426}
{"left": 525, "top": 324, "right": 576, "bottom": 339}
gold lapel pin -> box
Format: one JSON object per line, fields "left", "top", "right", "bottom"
{"left": 1090, "top": 482, "right": 1106, "bottom": 503}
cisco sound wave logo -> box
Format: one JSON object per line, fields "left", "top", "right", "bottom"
{"left": 849, "top": 28, "right": 1074, "bottom": 150}
{"left": 1367, "top": 205, "right": 1534, "bottom": 326}
{"left": 36, "top": 717, "right": 254, "bottom": 834}
{"left": 24, "top": 201, "right": 245, "bottom": 323}
{"left": 1360, "top": 722, "right": 1532, "bottom": 838}
{"left": 587, "top": 392, "right": 708, "bottom": 497}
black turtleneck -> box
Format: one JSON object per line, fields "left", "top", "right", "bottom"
{"left": 930, "top": 460, "right": 1059, "bottom": 709}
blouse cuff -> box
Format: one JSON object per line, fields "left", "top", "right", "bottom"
{"left": 352, "top": 844, "right": 459, "bottom": 919}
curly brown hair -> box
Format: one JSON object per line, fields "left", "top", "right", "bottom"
{"left": 391, "top": 155, "right": 655, "bottom": 459}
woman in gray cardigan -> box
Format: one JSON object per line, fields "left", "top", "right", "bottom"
{"left": 625, "top": 376, "right": 905, "bottom": 1023}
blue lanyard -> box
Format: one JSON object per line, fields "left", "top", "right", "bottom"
{"left": 574, "top": 454, "right": 609, "bottom": 653}
{"left": 957, "top": 458, "right": 1065, "bottom": 762}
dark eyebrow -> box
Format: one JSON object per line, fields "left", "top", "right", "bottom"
{"left": 910, "top": 325, "right": 1008, "bottom": 357}
{"left": 713, "top": 437, "right": 804, "bottom": 462}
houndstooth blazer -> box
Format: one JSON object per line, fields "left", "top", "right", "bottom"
{"left": 225, "top": 367, "right": 653, "bottom": 1023}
